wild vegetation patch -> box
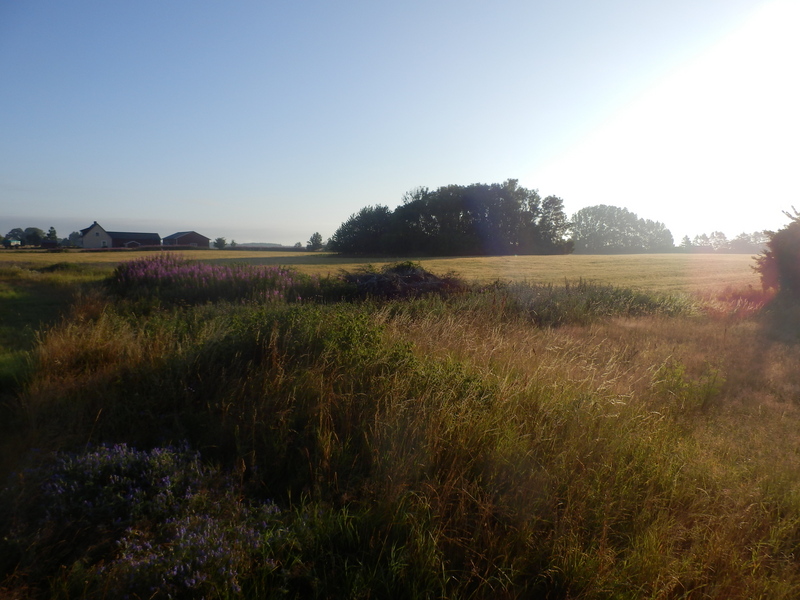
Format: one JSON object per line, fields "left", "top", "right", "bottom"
{"left": 341, "top": 261, "right": 466, "bottom": 299}
{"left": 1, "top": 444, "right": 283, "bottom": 598}
{"left": 2, "top": 258, "right": 800, "bottom": 598}
{"left": 109, "top": 253, "right": 349, "bottom": 304}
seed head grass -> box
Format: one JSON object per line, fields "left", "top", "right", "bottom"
{"left": 2, "top": 257, "right": 800, "bottom": 598}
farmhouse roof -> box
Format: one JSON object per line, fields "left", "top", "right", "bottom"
{"left": 163, "top": 231, "right": 209, "bottom": 240}
{"left": 106, "top": 231, "right": 161, "bottom": 241}
{"left": 79, "top": 222, "right": 160, "bottom": 240}
{"left": 80, "top": 221, "right": 103, "bottom": 235}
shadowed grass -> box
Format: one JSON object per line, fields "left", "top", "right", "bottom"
{"left": 0, "top": 265, "right": 104, "bottom": 397}
{"left": 2, "top": 261, "right": 800, "bottom": 598}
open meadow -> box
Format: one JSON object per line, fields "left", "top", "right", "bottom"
{"left": 0, "top": 248, "right": 760, "bottom": 291}
{"left": 2, "top": 249, "right": 800, "bottom": 599}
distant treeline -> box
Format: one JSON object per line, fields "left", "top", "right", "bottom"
{"left": 569, "top": 206, "right": 768, "bottom": 254}
{"left": 677, "top": 231, "right": 769, "bottom": 254}
{"left": 328, "top": 182, "right": 770, "bottom": 255}
{"left": 4, "top": 190, "right": 770, "bottom": 256}
{"left": 329, "top": 180, "right": 572, "bottom": 255}
{"left": 1, "top": 227, "right": 74, "bottom": 248}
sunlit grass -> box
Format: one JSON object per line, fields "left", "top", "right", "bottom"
{"left": 2, "top": 254, "right": 798, "bottom": 598}
{"left": 0, "top": 249, "right": 759, "bottom": 293}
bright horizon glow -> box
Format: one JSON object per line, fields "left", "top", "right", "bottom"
{"left": 1, "top": 1, "right": 795, "bottom": 245}
{"left": 530, "top": 0, "right": 800, "bottom": 242}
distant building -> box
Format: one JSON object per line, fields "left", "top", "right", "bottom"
{"left": 162, "top": 231, "right": 211, "bottom": 248}
{"left": 80, "top": 222, "right": 161, "bottom": 249}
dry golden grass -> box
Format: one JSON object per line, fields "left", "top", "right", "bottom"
{"left": 0, "top": 249, "right": 760, "bottom": 294}
{"left": 4, "top": 255, "right": 800, "bottom": 597}
{"left": 379, "top": 297, "right": 800, "bottom": 596}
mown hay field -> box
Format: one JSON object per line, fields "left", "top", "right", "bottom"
{"left": 0, "top": 250, "right": 759, "bottom": 293}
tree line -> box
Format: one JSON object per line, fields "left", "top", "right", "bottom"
{"left": 328, "top": 180, "right": 572, "bottom": 255}
{"left": 3, "top": 188, "right": 771, "bottom": 257}
{"left": 2, "top": 227, "right": 79, "bottom": 248}
{"left": 677, "top": 231, "right": 769, "bottom": 254}
{"left": 326, "top": 182, "right": 771, "bottom": 256}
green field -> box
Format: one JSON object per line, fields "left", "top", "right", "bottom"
{"left": 4, "top": 250, "right": 799, "bottom": 599}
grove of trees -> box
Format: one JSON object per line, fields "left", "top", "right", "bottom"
{"left": 4, "top": 227, "right": 46, "bottom": 247}
{"left": 2, "top": 226, "right": 89, "bottom": 248}
{"left": 329, "top": 180, "right": 572, "bottom": 255}
{"left": 570, "top": 205, "right": 674, "bottom": 254}
{"left": 679, "top": 231, "right": 770, "bottom": 254}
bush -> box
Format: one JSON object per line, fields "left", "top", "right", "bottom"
{"left": 755, "top": 209, "right": 800, "bottom": 296}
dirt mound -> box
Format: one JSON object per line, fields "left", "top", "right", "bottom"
{"left": 342, "top": 261, "right": 465, "bottom": 299}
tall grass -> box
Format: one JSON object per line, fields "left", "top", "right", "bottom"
{"left": 0, "top": 263, "right": 110, "bottom": 402}
{"left": 2, "top": 261, "right": 800, "bottom": 598}
{"left": 109, "top": 253, "right": 352, "bottom": 304}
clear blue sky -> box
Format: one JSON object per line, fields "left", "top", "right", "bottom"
{"left": 2, "top": 0, "right": 797, "bottom": 244}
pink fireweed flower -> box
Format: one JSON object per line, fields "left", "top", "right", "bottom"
{"left": 112, "top": 254, "right": 316, "bottom": 304}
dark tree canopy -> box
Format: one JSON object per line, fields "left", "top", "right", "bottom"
{"left": 4, "top": 227, "right": 46, "bottom": 246}
{"left": 307, "top": 232, "right": 324, "bottom": 251}
{"left": 5, "top": 228, "right": 25, "bottom": 243}
{"left": 329, "top": 205, "right": 394, "bottom": 254}
{"left": 755, "top": 209, "right": 800, "bottom": 296}
{"left": 570, "top": 205, "right": 674, "bottom": 253}
{"left": 329, "top": 180, "right": 572, "bottom": 256}
{"left": 23, "top": 227, "right": 45, "bottom": 246}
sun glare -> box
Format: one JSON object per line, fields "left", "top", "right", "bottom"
{"left": 531, "top": 0, "right": 800, "bottom": 238}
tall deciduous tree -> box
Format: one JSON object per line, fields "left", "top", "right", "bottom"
{"left": 5, "top": 228, "right": 25, "bottom": 243}
{"left": 639, "top": 219, "right": 674, "bottom": 252}
{"left": 23, "top": 228, "right": 45, "bottom": 246}
{"left": 213, "top": 237, "right": 226, "bottom": 250}
{"left": 536, "top": 195, "right": 572, "bottom": 253}
{"left": 306, "top": 232, "right": 324, "bottom": 251}
{"left": 692, "top": 233, "right": 713, "bottom": 253}
{"left": 709, "top": 231, "right": 729, "bottom": 252}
